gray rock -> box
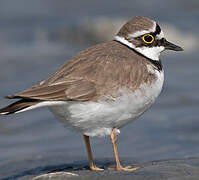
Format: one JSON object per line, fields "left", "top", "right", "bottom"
{"left": 33, "top": 172, "right": 79, "bottom": 180}
{"left": 20, "top": 158, "right": 199, "bottom": 180}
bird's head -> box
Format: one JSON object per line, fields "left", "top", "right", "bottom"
{"left": 114, "top": 16, "right": 183, "bottom": 61}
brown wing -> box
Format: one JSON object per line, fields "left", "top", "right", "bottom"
{"left": 6, "top": 41, "right": 155, "bottom": 102}
{"left": 7, "top": 79, "right": 96, "bottom": 101}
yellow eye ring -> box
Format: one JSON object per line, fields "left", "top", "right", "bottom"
{"left": 142, "top": 34, "right": 154, "bottom": 44}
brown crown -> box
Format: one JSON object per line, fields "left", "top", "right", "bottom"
{"left": 116, "top": 16, "right": 155, "bottom": 38}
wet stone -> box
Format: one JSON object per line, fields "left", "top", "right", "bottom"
{"left": 17, "top": 158, "right": 199, "bottom": 180}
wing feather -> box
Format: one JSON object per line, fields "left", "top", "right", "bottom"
{"left": 7, "top": 79, "right": 96, "bottom": 101}
{"left": 6, "top": 41, "right": 155, "bottom": 102}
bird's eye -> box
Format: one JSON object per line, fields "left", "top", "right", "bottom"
{"left": 142, "top": 34, "right": 154, "bottom": 44}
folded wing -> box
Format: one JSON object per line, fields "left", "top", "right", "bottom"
{"left": 6, "top": 79, "right": 97, "bottom": 102}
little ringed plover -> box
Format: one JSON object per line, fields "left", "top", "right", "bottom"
{"left": 0, "top": 16, "right": 183, "bottom": 171}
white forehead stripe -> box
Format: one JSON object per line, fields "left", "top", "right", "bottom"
{"left": 128, "top": 21, "right": 156, "bottom": 38}
{"left": 156, "top": 30, "right": 164, "bottom": 40}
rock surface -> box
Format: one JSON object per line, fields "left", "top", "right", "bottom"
{"left": 15, "top": 157, "right": 199, "bottom": 180}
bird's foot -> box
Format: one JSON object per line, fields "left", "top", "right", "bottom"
{"left": 109, "top": 165, "right": 140, "bottom": 172}
{"left": 90, "top": 165, "right": 104, "bottom": 171}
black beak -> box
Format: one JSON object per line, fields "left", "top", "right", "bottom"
{"left": 162, "top": 38, "right": 183, "bottom": 51}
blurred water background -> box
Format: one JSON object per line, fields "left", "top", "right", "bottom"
{"left": 0, "top": 0, "right": 199, "bottom": 179}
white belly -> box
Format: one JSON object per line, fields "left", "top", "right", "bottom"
{"left": 49, "top": 70, "right": 164, "bottom": 137}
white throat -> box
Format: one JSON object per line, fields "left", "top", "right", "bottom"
{"left": 114, "top": 36, "right": 164, "bottom": 61}
{"left": 134, "top": 46, "right": 164, "bottom": 61}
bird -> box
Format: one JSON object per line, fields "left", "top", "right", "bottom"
{"left": 0, "top": 16, "right": 183, "bottom": 171}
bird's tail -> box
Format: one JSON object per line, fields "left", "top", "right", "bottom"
{"left": 0, "top": 99, "right": 41, "bottom": 115}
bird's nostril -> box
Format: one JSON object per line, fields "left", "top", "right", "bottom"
{"left": 158, "top": 38, "right": 165, "bottom": 46}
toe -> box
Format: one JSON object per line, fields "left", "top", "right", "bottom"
{"left": 90, "top": 166, "right": 104, "bottom": 171}
{"left": 116, "top": 166, "right": 140, "bottom": 171}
